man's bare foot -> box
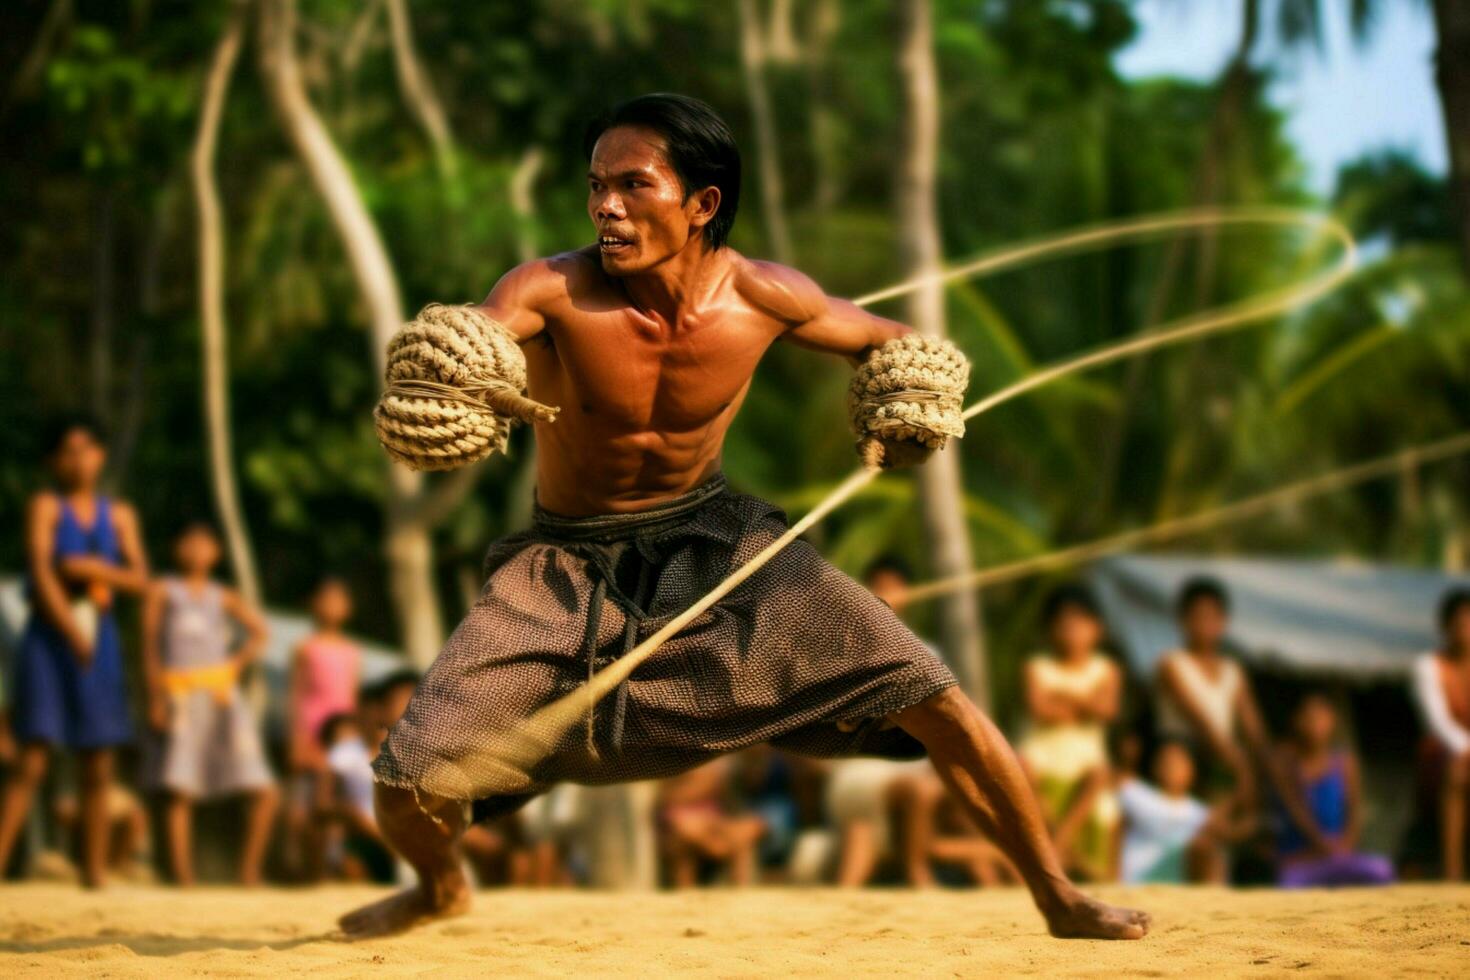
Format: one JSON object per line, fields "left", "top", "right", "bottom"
{"left": 1045, "top": 893, "right": 1150, "bottom": 940}
{"left": 339, "top": 871, "right": 471, "bottom": 939}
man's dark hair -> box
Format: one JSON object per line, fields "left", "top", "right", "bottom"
{"left": 1176, "top": 575, "right": 1231, "bottom": 617}
{"left": 1439, "top": 587, "right": 1470, "bottom": 631}
{"left": 583, "top": 93, "right": 741, "bottom": 251}
{"left": 1042, "top": 582, "right": 1101, "bottom": 626}
{"left": 42, "top": 413, "right": 107, "bottom": 457}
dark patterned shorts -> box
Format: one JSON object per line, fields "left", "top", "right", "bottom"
{"left": 373, "top": 474, "right": 956, "bottom": 811}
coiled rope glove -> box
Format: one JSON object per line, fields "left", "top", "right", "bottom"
{"left": 847, "top": 334, "right": 970, "bottom": 469}
{"left": 373, "top": 303, "right": 559, "bottom": 471}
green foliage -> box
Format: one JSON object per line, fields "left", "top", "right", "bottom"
{"left": 0, "top": 0, "right": 1462, "bottom": 672}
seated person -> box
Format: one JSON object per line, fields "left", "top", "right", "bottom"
{"left": 927, "top": 791, "right": 1015, "bottom": 887}
{"left": 1018, "top": 584, "right": 1121, "bottom": 882}
{"left": 1273, "top": 692, "right": 1393, "bottom": 887}
{"left": 1118, "top": 740, "right": 1249, "bottom": 883}
{"left": 1403, "top": 588, "right": 1470, "bottom": 880}
{"left": 732, "top": 746, "right": 800, "bottom": 878}
{"left": 658, "top": 758, "right": 766, "bottom": 887}
{"left": 323, "top": 711, "right": 395, "bottom": 883}
{"left": 825, "top": 756, "right": 939, "bottom": 887}
{"left": 51, "top": 778, "right": 151, "bottom": 883}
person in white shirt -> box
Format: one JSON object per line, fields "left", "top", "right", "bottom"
{"left": 1403, "top": 588, "right": 1470, "bottom": 880}
{"left": 1117, "top": 740, "right": 1247, "bottom": 883}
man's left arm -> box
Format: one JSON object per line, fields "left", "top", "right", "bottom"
{"left": 765, "top": 265, "right": 970, "bottom": 469}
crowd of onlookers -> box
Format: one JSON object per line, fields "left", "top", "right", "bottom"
{"left": 3, "top": 416, "right": 1469, "bottom": 890}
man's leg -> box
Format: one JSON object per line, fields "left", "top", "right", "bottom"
{"left": 339, "top": 783, "right": 473, "bottom": 937}
{"left": 894, "top": 688, "right": 1149, "bottom": 940}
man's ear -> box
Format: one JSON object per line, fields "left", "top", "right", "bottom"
{"left": 687, "top": 185, "right": 721, "bottom": 230}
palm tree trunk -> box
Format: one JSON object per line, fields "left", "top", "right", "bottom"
{"left": 384, "top": 0, "right": 457, "bottom": 181}
{"left": 259, "top": 0, "right": 443, "bottom": 665}
{"left": 1432, "top": 0, "right": 1470, "bottom": 279}
{"left": 739, "top": 0, "right": 793, "bottom": 263}
{"left": 192, "top": 0, "right": 262, "bottom": 605}
{"left": 896, "top": 0, "right": 989, "bottom": 708}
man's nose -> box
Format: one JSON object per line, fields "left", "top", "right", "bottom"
{"left": 594, "top": 192, "right": 626, "bottom": 222}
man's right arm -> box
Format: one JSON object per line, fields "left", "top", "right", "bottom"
{"left": 473, "top": 254, "right": 580, "bottom": 343}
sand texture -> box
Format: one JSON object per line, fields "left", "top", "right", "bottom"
{"left": 1, "top": 883, "right": 1467, "bottom": 977}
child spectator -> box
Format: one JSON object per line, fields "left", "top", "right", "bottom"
{"left": 658, "top": 758, "right": 766, "bottom": 887}
{"left": 284, "top": 576, "right": 361, "bottom": 881}
{"left": 1403, "top": 588, "right": 1470, "bottom": 880}
{"left": 323, "top": 711, "right": 394, "bottom": 883}
{"left": 0, "top": 417, "right": 150, "bottom": 887}
{"left": 1018, "top": 584, "right": 1121, "bottom": 881}
{"left": 142, "top": 523, "right": 277, "bottom": 886}
{"left": 1273, "top": 692, "right": 1393, "bottom": 887}
{"left": 1118, "top": 740, "right": 1248, "bottom": 883}
{"left": 1154, "top": 577, "right": 1328, "bottom": 853}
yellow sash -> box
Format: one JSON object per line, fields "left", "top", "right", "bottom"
{"left": 161, "top": 661, "right": 240, "bottom": 705}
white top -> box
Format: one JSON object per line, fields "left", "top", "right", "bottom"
{"left": 326, "top": 736, "right": 376, "bottom": 819}
{"left": 1019, "top": 653, "right": 1113, "bottom": 782}
{"left": 1117, "top": 778, "right": 1210, "bottom": 883}
{"left": 1410, "top": 652, "right": 1470, "bottom": 756}
{"left": 1155, "top": 650, "right": 1242, "bottom": 744}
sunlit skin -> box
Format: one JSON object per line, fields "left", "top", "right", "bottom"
{"left": 1434, "top": 605, "right": 1470, "bottom": 879}
{"left": 1161, "top": 594, "right": 1330, "bottom": 853}
{"left": 478, "top": 124, "right": 912, "bottom": 516}
{"left": 340, "top": 123, "right": 1150, "bottom": 942}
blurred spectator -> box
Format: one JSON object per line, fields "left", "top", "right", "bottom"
{"left": 141, "top": 523, "right": 277, "bottom": 886}
{"left": 323, "top": 711, "right": 395, "bottom": 883}
{"left": 1272, "top": 693, "right": 1393, "bottom": 887}
{"left": 52, "top": 779, "right": 152, "bottom": 883}
{"left": 823, "top": 557, "right": 948, "bottom": 887}
{"left": 826, "top": 757, "right": 938, "bottom": 886}
{"left": 657, "top": 758, "right": 765, "bottom": 887}
{"left": 1153, "top": 576, "right": 1326, "bottom": 855}
{"left": 1018, "top": 584, "right": 1121, "bottom": 881}
{"left": 1117, "top": 740, "right": 1248, "bottom": 883}
{"left": 510, "top": 785, "right": 582, "bottom": 887}
{"left": 1154, "top": 578, "right": 1256, "bottom": 800}
{"left": 926, "top": 792, "right": 1015, "bottom": 886}
{"left": 0, "top": 417, "right": 150, "bottom": 888}
{"left": 1403, "top": 588, "right": 1470, "bottom": 881}
{"left": 732, "top": 746, "right": 800, "bottom": 877}
{"left": 284, "top": 576, "right": 361, "bottom": 881}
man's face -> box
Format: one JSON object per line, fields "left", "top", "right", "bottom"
{"left": 587, "top": 125, "right": 712, "bottom": 275}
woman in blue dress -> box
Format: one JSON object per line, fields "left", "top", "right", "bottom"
{"left": 0, "top": 417, "right": 149, "bottom": 887}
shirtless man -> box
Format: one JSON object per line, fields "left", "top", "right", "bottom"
{"left": 344, "top": 93, "right": 1148, "bottom": 941}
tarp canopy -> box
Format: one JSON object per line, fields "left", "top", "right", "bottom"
{"left": 1087, "top": 555, "right": 1468, "bottom": 683}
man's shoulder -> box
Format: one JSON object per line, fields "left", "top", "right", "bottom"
{"left": 486, "top": 247, "right": 606, "bottom": 312}
{"left": 729, "top": 252, "right": 827, "bottom": 326}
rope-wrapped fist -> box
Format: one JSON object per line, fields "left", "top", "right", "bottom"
{"left": 847, "top": 334, "right": 969, "bottom": 469}
{"left": 373, "top": 304, "right": 559, "bottom": 471}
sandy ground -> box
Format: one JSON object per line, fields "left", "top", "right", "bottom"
{"left": 0, "top": 884, "right": 1467, "bottom": 977}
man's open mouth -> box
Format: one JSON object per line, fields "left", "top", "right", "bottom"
{"left": 599, "top": 234, "right": 634, "bottom": 254}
